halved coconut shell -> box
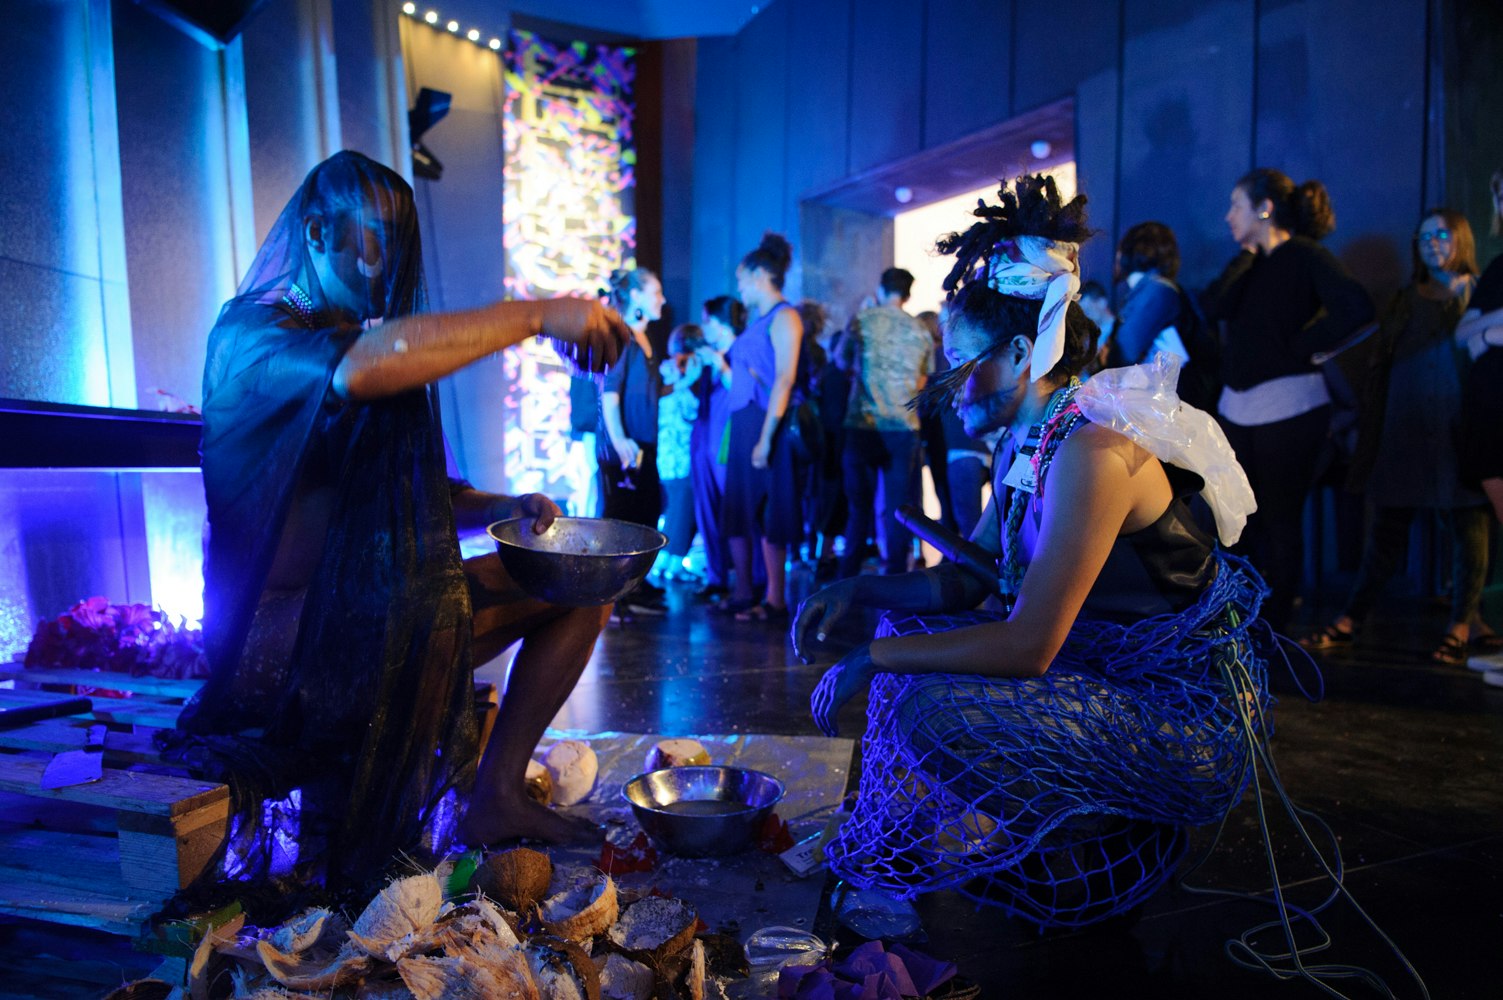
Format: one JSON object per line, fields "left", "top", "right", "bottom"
{"left": 606, "top": 897, "right": 697, "bottom": 961}
{"left": 473, "top": 846, "right": 554, "bottom": 913}
{"left": 643, "top": 739, "right": 711, "bottom": 773}
{"left": 540, "top": 869, "right": 618, "bottom": 942}
{"left": 525, "top": 936, "right": 601, "bottom": 1000}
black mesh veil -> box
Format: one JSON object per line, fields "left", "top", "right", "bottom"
{"left": 159, "top": 152, "right": 479, "bottom": 903}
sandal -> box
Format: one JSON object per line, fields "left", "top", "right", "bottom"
{"left": 1431, "top": 634, "right": 1469, "bottom": 666}
{"left": 1299, "top": 623, "right": 1355, "bottom": 651}
{"left": 734, "top": 600, "right": 789, "bottom": 623}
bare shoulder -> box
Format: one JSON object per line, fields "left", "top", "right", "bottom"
{"left": 1051, "top": 421, "right": 1171, "bottom": 530}
{"left": 771, "top": 304, "right": 803, "bottom": 336}
{"left": 1055, "top": 422, "right": 1155, "bottom": 473}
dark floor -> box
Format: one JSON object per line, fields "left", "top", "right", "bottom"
{"left": 4, "top": 565, "right": 1501, "bottom": 999}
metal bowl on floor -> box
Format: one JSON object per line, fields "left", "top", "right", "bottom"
{"left": 622, "top": 765, "right": 786, "bottom": 858}
{"left": 488, "top": 516, "right": 666, "bottom": 607}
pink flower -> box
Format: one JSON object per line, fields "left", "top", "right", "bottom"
{"left": 68, "top": 596, "right": 113, "bottom": 630}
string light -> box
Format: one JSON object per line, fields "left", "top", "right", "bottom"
{"left": 404, "top": 4, "right": 504, "bottom": 52}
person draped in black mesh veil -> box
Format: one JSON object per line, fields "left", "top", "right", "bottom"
{"left": 159, "top": 151, "right": 629, "bottom": 899}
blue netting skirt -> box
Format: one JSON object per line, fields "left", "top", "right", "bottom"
{"left": 824, "top": 552, "right": 1273, "bottom": 930}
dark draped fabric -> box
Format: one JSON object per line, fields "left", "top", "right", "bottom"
{"left": 158, "top": 152, "right": 478, "bottom": 892}
{"left": 163, "top": 299, "right": 479, "bottom": 887}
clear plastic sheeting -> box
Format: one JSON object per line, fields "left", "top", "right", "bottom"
{"left": 1076, "top": 354, "right": 1256, "bottom": 546}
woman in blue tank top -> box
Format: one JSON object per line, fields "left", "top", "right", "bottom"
{"left": 722, "top": 232, "right": 804, "bottom": 620}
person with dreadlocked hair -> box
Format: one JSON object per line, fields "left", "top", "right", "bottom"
{"left": 793, "top": 174, "right": 1272, "bottom": 929}
{"left": 162, "top": 152, "right": 630, "bottom": 899}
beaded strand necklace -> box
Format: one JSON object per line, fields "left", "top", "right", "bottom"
{"left": 998, "top": 377, "right": 1085, "bottom": 599}
{"left": 282, "top": 284, "right": 318, "bottom": 329}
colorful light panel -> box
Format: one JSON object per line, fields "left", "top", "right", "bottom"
{"left": 500, "top": 30, "right": 636, "bottom": 514}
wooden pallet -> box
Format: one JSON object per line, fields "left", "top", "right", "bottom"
{"left": 0, "top": 672, "right": 227, "bottom": 937}
{"left": 0, "top": 665, "right": 500, "bottom": 937}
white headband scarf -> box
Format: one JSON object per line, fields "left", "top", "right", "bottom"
{"left": 985, "top": 236, "right": 1082, "bottom": 381}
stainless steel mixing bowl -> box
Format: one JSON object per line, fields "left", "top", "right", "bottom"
{"left": 488, "top": 516, "right": 667, "bottom": 607}
{"left": 621, "top": 765, "right": 786, "bottom": 857}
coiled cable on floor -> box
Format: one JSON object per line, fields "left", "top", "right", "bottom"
{"left": 1177, "top": 618, "right": 1430, "bottom": 999}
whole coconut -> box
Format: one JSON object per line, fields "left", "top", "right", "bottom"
{"left": 472, "top": 847, "right": 554, "bottom": 913}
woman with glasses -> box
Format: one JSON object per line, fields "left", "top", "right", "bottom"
{"left": 1303, "top": 209, "right": 1497, "bottom": 662}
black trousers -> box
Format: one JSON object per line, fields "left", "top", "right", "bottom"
{"left": 1222, "top": 405, "right": 1330, "bottom": 633}
{"left": 597, "top": 443, "right": 662, "bottom": 529}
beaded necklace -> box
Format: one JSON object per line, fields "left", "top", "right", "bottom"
{"left": 997, "top": 377, "right": 1085, "bottom": 598}
{"left": 282, "top": 283, "right": 318, "bottom": 329}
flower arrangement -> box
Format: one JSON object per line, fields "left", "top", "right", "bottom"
{"left": 24, "top": 596, "right": 208, "bottom": 679}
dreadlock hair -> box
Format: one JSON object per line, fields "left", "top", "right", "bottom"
{"left": 915, "top": 174, "right": 1098, "bottom": 414}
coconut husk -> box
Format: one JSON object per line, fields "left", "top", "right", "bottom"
{"left": 461, "top": 938, "right": 541, "bottom": 1000}
{"left": 539, "top": 869, "right": 618, "bottom": 942}
{"left": 525, "top": 936, "right": 601, "bottom": 1000}
{"left": 593, "top": 952, "right": 655, "bottom": 1000}
{"left": 269, "top": 908, "right": 339, "bottom": 954}
{"left": 683, "top": 939, "right": 706, "bottom": 1000}
{"left": 397, "top": 955, "right": 510, "bottom": 1000}
{"left": 188, "top": 912, "right": 245, "bottom": 1000}
{"left": 474, "top": 846, "right": 554, "bottom": 913}
{"left": 256, "top": 938, "right": 372, "bottom": 991}
{"left": 425, "top": 897, "right": 522, "bottom": 954}
{"left": 347, "top": 874, "right": 444, "bottom": 960}
{"left": 606, "top": 897, "right": 697, "bottom": 962}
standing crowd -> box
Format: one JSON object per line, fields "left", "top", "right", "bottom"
{"left": 594, "top": 167, "right": 1503, "bottom": 687}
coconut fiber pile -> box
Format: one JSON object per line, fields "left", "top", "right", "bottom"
{"left": 113, "top": 847, "right": 743, "bottom": 1000}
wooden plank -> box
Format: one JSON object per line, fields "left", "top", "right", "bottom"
{"left": 0, "top": 791, "right": 116, "bottom": 834}
{"left": 0, "top": 755, "right": 226, "bottom": 817}
{"left": 0, "top": 718, "right": 162, "bottom": 764}
{"left": 0, "top": 688, "right": 183, "bottom": 728}
{"left": 0, "top": 665, "right": 202, "bottom": 700}
{"left": 0, "top": 826, "right": 161, "bottom": 936}
{"left": 118, "top": 799, "right": 230, "bottom": 893}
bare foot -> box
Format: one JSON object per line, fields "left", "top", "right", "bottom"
{"left": 457, "top": 795, "right": 603, "bottom": 847}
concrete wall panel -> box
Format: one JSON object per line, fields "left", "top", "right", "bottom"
{"left": 1118, "top": 0, "right": 1255, "bottom": 289}
{"left": 847, "top": 0, "right": 924, "bottom": 175}
{"left": 923, "top": 0, "right": 1013, "bottom": 149}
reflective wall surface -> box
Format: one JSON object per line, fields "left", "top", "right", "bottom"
{"left": 0, "top": 468, "right": 205, "bottom": 658}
